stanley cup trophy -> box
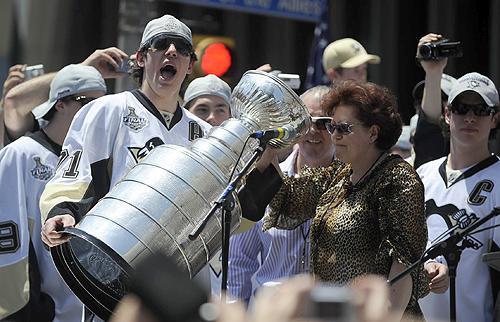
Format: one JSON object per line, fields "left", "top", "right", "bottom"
{"left": 50, "top": 70, "right": 312, "bottom": 319}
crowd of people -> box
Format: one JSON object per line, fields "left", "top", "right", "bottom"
{"left": 0, "top": 12, "right": 498, "bottom": 322}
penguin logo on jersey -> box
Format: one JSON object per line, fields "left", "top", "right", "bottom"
{"left": 425, "top": 199, "right": 483, "bottom": 251}
{"left": 30, "top": 157, "right": 54, "bottom": 180}
{"left": 128, "top": 137, "right": 164, "bottom": 163}
{"left": 189, "top": 121, "right": 204, "bottom": 141}
{"left": 123, "top": 106, "right": 149, "bottom": 131}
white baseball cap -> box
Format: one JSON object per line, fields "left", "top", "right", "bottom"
{"left": 448, "top": 72, "right": 499, "bottom": 107}
{"left": 32, "top": 64, "right": 106, "bottom": 119}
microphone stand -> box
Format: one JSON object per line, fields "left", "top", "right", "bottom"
{"left": 388, "top": 207, "right": 500, "bottom": 322}
{"left": 189, "top": 138, "right": 268, "bottom": 298}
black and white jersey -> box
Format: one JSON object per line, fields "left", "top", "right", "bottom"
{"left": 417, "top": 155, "right": 500, "bottom": 322}
{"left": 40, "top": 90, "right": 210, "bottom": 223}
{"left": 0, "top": 131, "right": 83, "bottom": 321}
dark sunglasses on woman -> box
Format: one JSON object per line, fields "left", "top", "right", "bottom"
{"left": 326, "top": 121, "right": 363, "bottom": 135}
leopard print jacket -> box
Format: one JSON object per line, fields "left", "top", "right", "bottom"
{"left": 263, "top": 154, "right": 429, "bottom": 314}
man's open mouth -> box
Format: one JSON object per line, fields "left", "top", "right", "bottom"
{"left": 160, "top": 65, "right": 177, "bottom": 79}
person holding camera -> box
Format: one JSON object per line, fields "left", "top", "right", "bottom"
{"left": 0, "top": 64, "right": 107, "bottom": 322}
{"left": 39, "top": 15, "right": 211, "bottom": 249}
{"left": 410, "top": 33, "right": 457, "bottom": 169}
{"left": 0, "top": 64, "right": 26, "bottom": 148}
{"left": 1, "top": 47, "right": 128, "bottom": 147}
{"left": 415, "top": 61, "right": 500, "bottom": 322}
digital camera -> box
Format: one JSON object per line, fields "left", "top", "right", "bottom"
{"left": 24, "top": 64, "right": 45, "bottom": 80}
{"left": 270, "top": 70, "right": 301, "bottom": 90}
{"left": 108, "top": 58, "right": 132, "bottom": 74}
{"left": 302, "top": 283, "right": 357, "bottom": 322}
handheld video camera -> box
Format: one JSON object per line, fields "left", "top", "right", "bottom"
{"left": 418, "top": 39, "right": 463, "bottom": 60}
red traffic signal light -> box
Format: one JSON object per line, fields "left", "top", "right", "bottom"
{"left": 200, "top": 42, "right": 232, "bottom": 77}
{"left": 193, "top": 36, "right": 235, "bottom": 78}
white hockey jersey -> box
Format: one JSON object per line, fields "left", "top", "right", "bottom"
{"left": 40, "top": 89, "right": 210, "bottom": 223}
{"left": 0, "top": 131, "right": 83, "bottom": 321}
{"left": 417, "top": 155, "right": 500, "bottom": 322}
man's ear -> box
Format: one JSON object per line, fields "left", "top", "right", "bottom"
{"left": 491, "top": 111, "right": 500, "bottom": 130}
{"left": 54, "top": 100, "right": 65, "bottom": 112}
{"left": 136, "top": 51, "right": 146, "bottom": 68}
{"left": 186, "top": 59, "right": 195, "bottom": 75}
{"left": 326, "top": 68, "right": 336, "bottom": 82}
{"left": 444, "top": 105, "right": 451, "bottom": 125}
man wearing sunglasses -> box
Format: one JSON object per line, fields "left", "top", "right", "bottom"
{"left": 418, "top": 72, "right": 500, "bottom": 322}
{"left": 40, "top": 15, "right": 210, "bottom": 252}
{"left": 0, "top": 65, "right": 106, "bottom": 321}
{"left": 227, "top": 86, "right": 334, "bottom": 303}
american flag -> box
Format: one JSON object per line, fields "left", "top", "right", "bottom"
{"left": 304, "top": 1, "right": 330, "bottom": 89}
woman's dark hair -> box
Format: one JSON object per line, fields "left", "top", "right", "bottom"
{"left": 322, "top": 80, "right": 403, "bottom": 150}
{"left": 130, "top": 46, "right": 198, "bottom": 87}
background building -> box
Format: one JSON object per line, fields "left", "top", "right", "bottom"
{"left": 1, "top": 0, "right": 499, "bottom": 122}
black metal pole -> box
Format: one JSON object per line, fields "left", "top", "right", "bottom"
{"left": 450, "top": 271, "right": 456, "bottom": 322}
{"left": 220, "top": 195, "right": 234, "bottom": 294}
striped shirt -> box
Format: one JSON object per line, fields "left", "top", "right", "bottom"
{"left": 227, "top": 149, "right": 311, "bottom": 302}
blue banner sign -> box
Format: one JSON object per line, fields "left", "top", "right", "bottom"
{"left": 171, "top": 0, "right": 326, "bottom": 22}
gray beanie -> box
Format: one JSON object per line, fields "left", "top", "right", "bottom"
{"left": 183, "top": 74, "right": 231, "bottom": 108}
{"left": 140, "top": 15, "right": 192, "bottom": 49}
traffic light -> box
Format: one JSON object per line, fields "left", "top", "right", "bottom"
{"left": 193, "top": 35, "right": 236, "bottom": 80}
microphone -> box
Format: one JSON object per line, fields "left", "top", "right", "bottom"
{"left": 249, "top": 125, "right": 296, "bottom": 142}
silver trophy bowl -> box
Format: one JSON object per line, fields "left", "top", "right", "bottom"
{"left": 51, "top": 71, "right": 312, "bottom": 319}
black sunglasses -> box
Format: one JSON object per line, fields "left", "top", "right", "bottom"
{"left": 148, "top": 36, "right": 193, "bottom": 57}
{"left": 326, "top": 121, "right": 363, "bottom": 135}
{"left": 70, "top": 95, "right": 97, "bottom": 106}
{"left": 450, "top": 102, "right": 495, "bottom": 117}
{"left": 311, "top": 117, "right": 333, "bottom": 131}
